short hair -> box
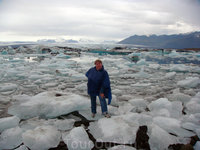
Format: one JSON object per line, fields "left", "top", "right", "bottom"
{"left": 94, "top": 59, "right": 102, "bottom": 64}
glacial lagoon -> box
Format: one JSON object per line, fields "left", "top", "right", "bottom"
{"left": 0, "top": 44, "right": 200, "bottom": 150}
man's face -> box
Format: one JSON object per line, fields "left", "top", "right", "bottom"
{"left": 95, "top": 62, "right": 102, "bottom": 70}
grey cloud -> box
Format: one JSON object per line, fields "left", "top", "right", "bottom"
{"left": 0, "top": 0, "right": 200, "bottom": 41}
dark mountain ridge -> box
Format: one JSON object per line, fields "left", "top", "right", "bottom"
{"left": 118, "top": 32, "right": 200, "bottom": 49}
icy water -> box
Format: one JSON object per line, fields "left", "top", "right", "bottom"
{"left": 0, "top": 44, "right": 200, "bottom": 150}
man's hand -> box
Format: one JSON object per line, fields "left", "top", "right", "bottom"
{"left": 100, "top": 93, "right": 105, "bottom": 98}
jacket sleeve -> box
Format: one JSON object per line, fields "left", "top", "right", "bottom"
{"left": 101, "top": 71, "right": 112, "bottom": 104}
{"left": 101, "top": 71, "right": 110, "bottom": 88}
{"left": 100, "top": 86, "right": 106, "bottom": 93}
{"left": 85, "top": 69, "right": 90, "bottom": 77}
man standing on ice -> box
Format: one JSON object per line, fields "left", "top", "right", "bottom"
{"left": 86, "top": 59, "right": 112, "bottom": 118}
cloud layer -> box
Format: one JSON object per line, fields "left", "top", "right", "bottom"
{"left": 0, "top": 0, "right": 200, "bottom": 41}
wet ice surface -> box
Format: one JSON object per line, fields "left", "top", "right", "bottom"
{"left": 0, "top": 44, "right": 200, "bottom": 150}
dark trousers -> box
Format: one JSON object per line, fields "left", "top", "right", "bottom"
{"left": 90, "top": 95, "right": 108, "bottom": 114}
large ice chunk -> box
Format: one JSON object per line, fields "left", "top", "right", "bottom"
{"left": 111, "top": 89, "right": 123, "bottom": 96}
{"left": 169, "top": 64, "right": 189, "bottom": 72}
{"left": 148, "top": 64, "right": 160, "bottom": 69}
{"left": 22, "top": 125, "right": 61, "bottom": 150}
{"left": 0, "top": 116, "right": 20, "bottom": 133}
{"left": 54, "top": 119, "right": 75, "bottom": 131}
{"left": 19, "top": 116, "right": 75, "bottom": 132}
{"left": 181, "top": 122, "right": 200, "bottom": 131}
{"left": 177, "top": 77, "right": 200, "bottom": 88}
{"left": 133, "top": 66, "right": 150, "bottom": 77}
{"left": 128, "top": 99, "right": 148, "bottom": 109}
{"left": 184, "top": 114, "right": 200, "bottom": 126}
{"left": 0, "top": 126, "right": 23, "bottom": 150}
{"left": 88, "top": 113, "right": 139, "bottom": 144}
{"left": 164, "top": 72, "right": 176, "bottom": 79}
{"left": 0, "top": 84, "right": 18, "bottom": 92}
{"left": 148, "top": 124, "right": 177, "bottom": 150}
{"left": 169, "top": 88, "right": 191, "bottom": 104}
{"left": 8, "top": 91, "right": 90, "bottom": 119}
{"left": 186, "top": 101, "right": 200, "bottom": 114}
{"left": 63, "top": 127, "right": 94, "bottom": 150}
{"left": 151, "top": 108, "right": 171, "bottom": 117}
{"left": 148, "top": 98, "right": 172, "bottom": 112}
{"left": 136, "top": 59, "right": 146, "bottom": 65}
{"left": 76, "top": 83, "right": 87, "bottom": 91}
{"left": 28, "top": 74, "right": 47, "bottom": 81}
{"left": 153, "top": 116, "right": 195, "bottom": 137}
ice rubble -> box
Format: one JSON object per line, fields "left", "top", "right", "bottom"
{"left": 0, "top": 44, "right": 200, "bottom": 150}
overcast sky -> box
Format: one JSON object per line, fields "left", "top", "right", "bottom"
{"left": 0, "top": 0, "right": 200, "bottom": 42}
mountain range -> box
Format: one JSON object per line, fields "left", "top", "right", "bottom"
{"left": 37, "top": 39, "right": 78, "bottom": 43}
{"left": 117, "top": 31, "right": 200, "bottom": 49}
{"left": 37, "top": 38, "right": 117, "bottom": 44}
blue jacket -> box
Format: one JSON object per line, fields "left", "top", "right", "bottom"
{"left": 86, "top": 65, "right": 112, "bottom": 105}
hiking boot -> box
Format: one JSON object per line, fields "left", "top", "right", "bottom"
{"left": 104, "top": 113, "right": 111, "bottom": 118}
{"left": 91, "top": 113, "right": 95, "bottom": 118}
